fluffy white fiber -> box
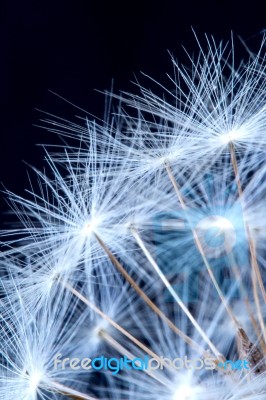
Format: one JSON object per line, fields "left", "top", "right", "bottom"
{"left": 1, "top": 35, "right": 266, "bottom": 399}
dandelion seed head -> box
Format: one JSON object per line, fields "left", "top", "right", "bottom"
{"left": 77, "top": 324, "right": 108, "bottom": 354}
{"left": 173, "top": 383, "right": 199, "bottom": 400}
{"left": 43, "top": 263, "right": 65, "bottom": 290}
{"left": 219, "top": 127, "right": 248, "bottom": 145}
{"left": 147, "top": 147, "right": 184, "bottom": 169}
{"left": 26, "top": 369, "right": 43, "bottom": 396}
{"left": 2, "top": 33, "right": 266, "bottom": 400}
{"left": 195, "top": 215, "right": 237, "bottom": 257}
{"left": 196, "top": 215, "right": 234, "bottom": 232}
{"left": 80, "top": 219, "right": 99, "bottom": 237}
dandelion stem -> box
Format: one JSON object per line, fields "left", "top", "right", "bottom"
{"left": 93, "top": 232, "right": 210, "bottom": 357}
{"left": 229, "top": 142, "right": 266, "bottom": 305}
{"left": 50, "top": 381, "right": 98, "bottom": 400}
{"left": 164, "top": 160, "right": 240, "bottom": 330}
{"left": 163, "top": 160, "right": 187, "bottom": 210}
{"left": 251, "top": 267, "right": 266, "bottom": 348}
{"left": 99, "top": 329, "right": 171, "bottom": 386}
{"left": 130, "top": 225, "right": 222, "bottom": 358}
{"left": 229, "top": 142, "right": 266, "bottom": 346}
{"left": 61, "top": 280, "right": 163, "bottom": 362}
{"left": 227, "top": 251, "right": 266, "bottom": 352}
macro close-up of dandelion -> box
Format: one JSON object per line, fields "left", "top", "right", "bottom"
{"left": 1, "top": 2, "right": 266, "bottom": 399}
{"left": 1, "top": 33, "right": 266, "bottom": 399}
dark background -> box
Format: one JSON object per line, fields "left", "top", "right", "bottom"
{"left": 0, "top": 0, "right": 265, "bottom": 223}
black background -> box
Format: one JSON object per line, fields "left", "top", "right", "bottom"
{"left": 0, "top": 0, "right": 265, "bottom": 223}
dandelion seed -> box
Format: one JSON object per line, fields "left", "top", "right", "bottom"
{"left": 1, "top": 33, "right": 266, "bottom": 400}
